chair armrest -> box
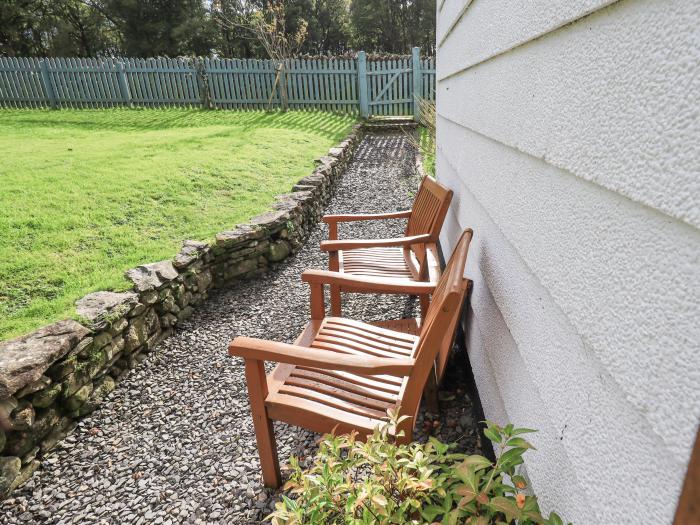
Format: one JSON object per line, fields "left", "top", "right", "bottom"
{"left": 229, "top": 337, "right": 414, "bottom": 376}
{"left": 302, "top": 269, "right": 436, "bottom": 295}
{"left": 320, "top": 234, "right": 432, "bottom": 252}
{"left": 323, "top": 210, "right": 412, "bottom": 224}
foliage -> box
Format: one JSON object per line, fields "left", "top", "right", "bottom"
{"left": 220, "top": 1, "right": 308, "bottom": 61}
{"left": 0, "top": 0, "right": 435, "bottom": 58}
{"left": 404, "top": 97, "right": 435, "bottom": 176}
{"left": 268, "top": 410, "right": 570, "bottom": 524}
{"left": 0, "top": 108, "right": 355, "bottom": 340}
{"left": 349, "top": 0, "right": 435, "bottom": 54}
{"left": 416, "top": 97, "right": 436, "bottom": 176}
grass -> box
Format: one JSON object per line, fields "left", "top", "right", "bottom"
{"left": 0, "top": 108, "right": 355, "bottom": 340}
{"left": 419, "top": 127, "right": 436, "bottom": 176}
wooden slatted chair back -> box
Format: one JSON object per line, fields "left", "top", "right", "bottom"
{"left": 403, "top": 176, "right": 453, "bottom": 279}
{"left": 398, "top": 229, "right": 472, "bottom": 434}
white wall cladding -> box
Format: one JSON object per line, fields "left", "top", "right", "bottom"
{"left": 436, "top": 0, "right": 700, "bottom": 523}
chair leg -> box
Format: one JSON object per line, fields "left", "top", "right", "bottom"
{"left": 419, "top": 293, "right": 430, "bottom": 318}
{"left": 245, "top": 359, "right": 282, "bottom": 488}
{"left": 423, "top": 366, "right": 440, "bottom": 415}
{"left": 329, "top": 251, "right": 342, "bottom": 316}
{"left": 330, "top": 285, "right": 342, "bottom": 317}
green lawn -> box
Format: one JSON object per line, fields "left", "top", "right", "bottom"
{"left": 0, "top": 108, "right": 355, "bottom": 340}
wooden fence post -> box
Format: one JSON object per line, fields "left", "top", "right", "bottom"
{"left": 115, "top": 61, "right": 131, "bottom": 106}
{"left": 357, "top": 51, "right": 369, "bottom": 118}
{"left": 278, "top": 61, "right": 289, "bottom": 112}
{"left": 195, "top": 58, "right": 212, "bottom": 109}
{"left": 412, "top": 47, "right": 422, "bottom": 121}
{"left": 39, "top": 60, "right": 57, "bottom": 109}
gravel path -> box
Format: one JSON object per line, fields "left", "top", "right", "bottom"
{"left": 0, "top": 131, "right": 480, "bottom": 525}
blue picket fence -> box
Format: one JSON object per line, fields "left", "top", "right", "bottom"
{"left": 0, "top": 49, "right": 435, "bottom": 117}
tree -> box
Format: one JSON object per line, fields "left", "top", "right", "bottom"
{"left": 350, "top": 0, "right": 435, "bottom": 54}
{"left": 81, "top": 0, "right": 217, "bottom": 56}
{"left": 305, "top": 0, "right": 351, "bottom": 54}
{"left": 0, "top": 0, "right": 437, "bottom": 58}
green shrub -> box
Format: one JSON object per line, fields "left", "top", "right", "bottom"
{"left": 268, "top": 409, "right": 570, "bottom": 525}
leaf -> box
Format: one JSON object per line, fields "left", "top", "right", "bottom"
{"left": 489, "top": 496, "right": 520, "bottom": 522}
{"left": 506, "top": 437, "right": 535, "bottom": 450}
{"left": 371, "top": 494, "right": 387, "bottom": 508}
{"left": 545, "top": 511, "right": 564, "bottom": 525}
{"left": 476, "top": 492, "right": 489, "bottom": 505}
{"left": 483, "top": 427, "right": 501, "bottom": 444}
{"left": 455, "top": 485, "right": 477, "bottom": 506}
{"left": 499, "top": 447, "right": 525, "bottom": 467}
{"left": 458, "top": 455, "right": 493, "bottom": 471}
{"left": 421, "top": 505, "right": 443, "bottom": 522}
{"left": 511, "top": 427, "right": 537, "bottom": 436}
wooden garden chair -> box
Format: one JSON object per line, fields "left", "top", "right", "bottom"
{"left": 228, "top": 229, "right": 473, "bottom": 488}
{"left": 321, "top": 175, "right": 453, "bottom": 316}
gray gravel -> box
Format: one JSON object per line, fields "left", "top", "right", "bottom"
{"left": 0, "top": 131, "right": 481, "bottom": 525}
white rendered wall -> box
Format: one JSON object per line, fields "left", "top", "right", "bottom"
{"left": 435, "top": 0, "right": 700, "bottom": 523}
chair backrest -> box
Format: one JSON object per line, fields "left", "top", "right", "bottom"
{"left": 404, "top": 176, "right": 453, "bottom": 280}
{"left": 399, "top": 229, "right": 473, "bottom": 427}
{"left": 405, "top": 176, "right": 453, "bottom": 241}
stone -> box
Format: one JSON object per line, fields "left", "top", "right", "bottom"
{"left": 64, "top": 382, "right": 93, "bottom": 411}
{"left": 194, "top": 270, "right": 212, "bottom": 292}
{"left": 124, "top": 318, "right": 148, "bottom": 353}
{"left": 459, "top": 415, "right": 474, "bottom": 428}
{"left": 108, "top": 317, "right": 128, "bottom": 335}
{"left": 267, "top": 240, "right": 291, "bottom": 262}
{"left": 129, "top": 303, "right": 147, "bottom": 317}
{"left": 39, "top": 418, "right": 75, "bottom": 454}
{"left": 215, "top": 225, "right": 264, "bottom": 248}
{"left": 76, "top": 291, "right": 138, "bottom": 331}
{"left": 0, "top": 457, "right": 21, "bottom": 497}
{"left": 9, "top": 401, "right": 35, "bottom": 431}
{"left": 226, "top": 258, "right": 258, "bottom": 280}
{"left": 161, "top": 313, "right": 178, "bottom": 328}
{"left": 92, "top": 331, "right": 112, "bottom": 349}
{"left": 295, "top": 172, "right": 326, "bottom": 187}
{"left": 144, "top": 309, "right": 160, "bottom": 335}
{"left": 47, "top": 355, "right": 77, "bottom": 380}
{"left": 9, "top": 460, "right": 39, "bottom": 492}
{"left": 83, "top": 348, "right": 108, "bottom": 379}
{"left": 14, "top": 375, "right": 51, "bottom": 399}
{"left": 249, "top": 209, "right": 291, "bottom": 231}
{"left": 31, "top": 383, "right": 61, "bottom": 408}
{"left": 176, "top": 306, "right": 194, "bottom": 322}
{"left": 21, "top": 446, "right": 39, "bottom": 465}
{"left": 5, "top": 408, "right": 59, "bottom": 456}
{"left": 125, "top": 260, "right": 179, "bottom": 292}
{"left": 173, "top": 240, "right": 209, "bottom": 269}
{"left": 0, "top": 428, "right": 5, "bottom": 452}
{"left": 73, "top": 337, "right": 94, "bottom": 358}
{"left": 78, "top": 376, "right": 115, "bottom": 416}
{"left": 61, "top": 368, "right": 91, "bottom": 398}
{"left": 156, "top": 295, "right": 176, "bottom": 314}
{"left": 0, "top": 320, "right": 90, "bottom": 398}
{"left": 104, "top": 336, "right": 124, "bottom": 361}
{"left": 140, "top": 290, "right": 159, "bottom": 305}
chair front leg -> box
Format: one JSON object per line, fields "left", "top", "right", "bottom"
{"left": 245, "top": 359, "right": 282, "bottom": 488}
{"left": 328, "top": 251, "right": 342, "bottom": 316}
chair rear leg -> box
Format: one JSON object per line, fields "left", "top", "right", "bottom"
{"left": 423, "top": 365, "right": 440, "bottom": 415}
{"left": 245, "top": 359, "right": 282, "bottom": 488}
{"left": 329, "top": 251, "right": 342, "bottom": 316}
{"left": 419, "top": 293, "right": 430, "bottom": 318}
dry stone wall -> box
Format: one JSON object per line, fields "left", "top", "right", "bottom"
{"left": 0, "top": 122, "right": 370, "bottom": 497}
